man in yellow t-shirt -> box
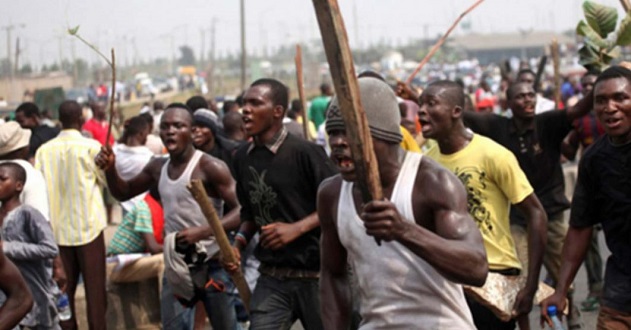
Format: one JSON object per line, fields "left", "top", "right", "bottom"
{"left": 419, "top": 80, "right": 547, "bottom": 329}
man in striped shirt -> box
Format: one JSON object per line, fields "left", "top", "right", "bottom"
{"left": 35, "top": 100, "right": 107, "bottom": 330}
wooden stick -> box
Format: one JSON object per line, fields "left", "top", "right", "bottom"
{"left": 533, "top": 55, "right": 547, "bottom": 93}
{"left": 620, "top": 0, "right": 631, "bottom": 12}
{"left": 187, "top": 180, "right": 251, "bottom": 312}
{"left": 105, "top": 48, "right": 116, "bottom": 148}
{"left": 312, "top": 0, "right": 383, "bottom": 246}
{"left": 406, "top": 0, "right": 484, "bottom": 84}
{"left": 550, "top": 39, "right": 561, "bottom": 109}
{"left": 294, "top": 44, "right": 311, "bottom": 140}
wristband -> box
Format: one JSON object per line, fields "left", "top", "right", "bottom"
{"left": 235, "top": 232, "right": 248, "bottom": 246}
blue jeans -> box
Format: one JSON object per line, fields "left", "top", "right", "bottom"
{"left": 249, "top": 274, "right": 322, "bottom": 330}
{"left": 161, "top": 260, "right": 239, "bottom": 330}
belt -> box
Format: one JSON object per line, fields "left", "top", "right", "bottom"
{"left": 259, "top": 264, "right": 320, "bottom": 279}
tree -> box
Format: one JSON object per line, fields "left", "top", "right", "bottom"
{"left": 19, "top": 64, "right": 33, "bottom": 74}
{"left": 178, "top": 45, "right": 196, "bottom": 66}
{"left": 576, "top": 1, "right": 631, "bottom": 71}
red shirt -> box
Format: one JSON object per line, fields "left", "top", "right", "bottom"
{"left": 82, "top": 118, "right": 114, "bottom": 146}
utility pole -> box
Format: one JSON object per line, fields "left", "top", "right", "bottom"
{"left": 2, "top": 24, "right": 25, "bottom": 78}
{"left": 209, "top": 18, "right": 217, "bottom": 95}
{"left": 240, "top": 0, "right": 247, "bottom": 91}
{"left": 14, "top": 37, "right": 20, "bottom": 75}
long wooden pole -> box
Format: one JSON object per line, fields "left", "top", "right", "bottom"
{"left": 550, "top": 39, "right": 561, "bottom": 109}
{"left": 187, "top": 180, "right": 251, "bottom": 312}
{"left": 105, "top": 48, "right": 116, "bottom": 147}
{"left": 312, "top": 0, "right": 383, "bottom": 245}
{"left": 406, "top": 0, "right": 484, "bottom": 84}
{"left": 294, "top": 44, "right": 311, "bottom": 140}
{"left": 621, "top": 0, "right": 631, "bottom": 12}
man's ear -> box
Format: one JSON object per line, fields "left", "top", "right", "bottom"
{"left": 452, "top": 105, "right": 463, "bottom": 119}
{"left": 273, "top": 105, "right": 285, "bottom": 119}
{"left": 15, "top": 181, "right": 24, "bottom": 194}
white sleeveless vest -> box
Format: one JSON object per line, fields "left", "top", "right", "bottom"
{"left": 337, "top": 152, "right": 475, "bottom": 329}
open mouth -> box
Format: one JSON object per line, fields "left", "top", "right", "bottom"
{"left": 333, "top": 154, "right": 355, "bottom": 173}
{"left": 524, "top": 105, "right": 535, "bottom": 113}
{"left": 604, "top": 117, "right": 622, "bottom": 128}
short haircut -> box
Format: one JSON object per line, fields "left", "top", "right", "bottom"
{"left": 153, "top": 101, "right": 165, "bottom": 110}
{"left": 223, "top": 111, "right": 243, "bottom": 134}
{"left": 222, "top": 100, "right": 238, "bottom": 113}
{"left": 139, "top": 112, "right": 154, "bottom": 126}
{"left": 58, "top": 100, "right": 83, "bottom": 127}
{"left": 594, "top": 65, "right": 631, "bottom": 87}
{"left": 506, "top": 82, "right": 533, "bottom": 101}
{"left": 320, "top": 83, "right": 332, "bottom": 94}
{"left": 0, "top": 162, "right": 26, "bottom": 184}
{"left": 120, "top": 115, "right": 149, "bottom": 142}
{"left": 15, "top": 102, "right": 40, "bottom": 118}
{"left": 516, "top": 69, "right": 536, "bottom": 80}
{"left": 186, "top": 96, "right": 209, "bottom": 111}
{"left": 250, "top": 78, "right": 289, "bottom": 111}
{"left": 427, "top": 80, "right": 465, "bottom": 108}
{"left": 164, "top": 103, "right": 193, "bottom": 122}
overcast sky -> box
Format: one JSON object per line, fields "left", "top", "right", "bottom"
{"left": 1, "top": 0, "right": 628, "bottom": 68}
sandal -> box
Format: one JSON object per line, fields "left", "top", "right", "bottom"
{"left": 580, "top": 296, "right": 600, "bottom": 312}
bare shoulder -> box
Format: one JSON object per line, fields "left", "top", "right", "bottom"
{"left": 198, "top": 153, "right": 231, "bottom": 176}
{"left": 416, "top": 156, "right": 462, "bottom": 193}
{"left": 145, "top": 156, "right": 168, "bottom": 179}
{"left": 414, "top": 156, "right": 468, "bottom": 215}
{"left": 318, "top": 174, "right": 343, "bottom": 203}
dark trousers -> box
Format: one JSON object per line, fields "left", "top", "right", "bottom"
{"left": 249, "top": 274, "right": 323, "bottom": 330}
{"left": 466, "top": 295, "right": 516, "bottom": 330}
{"left": 59, "top": 232, "right": 106, "bottom": 330}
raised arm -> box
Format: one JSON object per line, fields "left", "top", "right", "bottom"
{"left": 94, "top": 145, "right": 160, "bottom": 201}
{"left": 361, "top": 160, "right": 488, "bottom": 287}
{"left": 566, "top": 90, "right": 593, "bottom": 121}
{"left": 318, "top": 176, "right": 352, "bottom": 329}
{"left": 0, "top": 243, "right": 33, "bottom": 330}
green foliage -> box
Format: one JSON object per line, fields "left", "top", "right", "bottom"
{"left": 577, "top": 1, "right": 631, "bottom": 71}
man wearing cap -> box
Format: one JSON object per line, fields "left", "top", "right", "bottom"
{"left": 35, "top": 101, "right": 108, "bottom": 330}
{"left": 224, "top": 78, "right": 337, "bottom": 329}
{"left": 192, "top": 109, "right": 242, "bottom": 170}
{"left": 318, "top": 77, "right": 487, "bottom": 329}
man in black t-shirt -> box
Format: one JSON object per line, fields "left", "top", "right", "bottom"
{"left": 14, "top": 102, "right": 60, "bottom": 160}
{"left": 541, "top": 65, "right": 631, "bottom": 329}
{"left": 462, "top": 82, "right": 593, "bottom": 327}
{"left": 226, "top": 78, "right": 337, "bottom": 330}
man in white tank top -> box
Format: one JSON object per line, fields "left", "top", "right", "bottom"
{"left": 318, "top": 77, "right": 488, "bottom": 329}
{"left": 95, "top": 104, "right": 242, "bottom": 329}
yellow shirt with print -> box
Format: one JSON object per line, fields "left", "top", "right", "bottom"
{"left": 426, "top": 134, "right": 533, "bottom": 271}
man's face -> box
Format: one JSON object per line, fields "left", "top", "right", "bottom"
{"left": 593, "top": 77, "right": 631, "bottom": 144}
{"left": 191, "top": 124, "right": 214, "bottom": 149}
{"left": 508, "top": 84, "right": 537, "bottom": 119}
{"left": 328, "top": 129, "right": 357, "bottom": 182}
{"left": 581, "top": 75, "right": 597, "bottom": 96}
{"left": 14, "top": 111, "right": 37, "bottom": 129}
{"left": 92, "top": 103, "right": 106, "bottom": 119}
{"left": 242, "top": 85, "right": 279, "bottom": 137}
{"left": 159, "top": 108, "right": 193, "bottom": 154}
{"left": 418, "top": 85, "right": 456, "bottom": 140}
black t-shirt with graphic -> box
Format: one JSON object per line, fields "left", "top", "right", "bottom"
{"left": 570, "top": 135, "right": 631, "bottom": 312}
{"left": 233, "top": 133, "right": 337, "bottom": 271}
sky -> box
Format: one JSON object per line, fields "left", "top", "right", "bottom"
{"left": 1, "top": 0, "right": 628, "bottom": 69}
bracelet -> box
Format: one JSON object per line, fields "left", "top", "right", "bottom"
{"left": 234, "top": 232, "right": 248, "bottom": 246}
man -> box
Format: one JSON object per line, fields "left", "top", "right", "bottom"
{"left": 14, "top": 102, "right": 60, "bottom": 159}
{"left": 561, "top": 70, "right": 605, "bottom": 312}
{"left": 222, "top": 111, "right": 247, "bottom": 142}
{"left": 309, "top": 83, "right": 333, "bottom": 129}
{"left": 461, "top": 80, "right": 593, "bottom": 327}
{"left": 35, "top": 101, "right": 108, "bottom": 330}
{"left": 318, "top": 77, "right": 486, "bottom": 329}
{"left": 541, "top": 65, "right": 631, "bottom": 329}
{"left": 95, "top": 103, "right": 242, "bottom": 330}
{"left": 82, "top": 102, "right": 114, "bottom": 146}
{"left": 192, "top": 109, "right": 241, "bottom": 169}
{"left": 420, "top": 80, "right": 547, "bottom": 329}
{"left": 514, "top": 69, "right": 555, "bottom": 114}
{"left": 225, "top": 78, "right": 337, "bottom": 329}
{"left": 0, "top": 241, "right": 34, "bottom": 330}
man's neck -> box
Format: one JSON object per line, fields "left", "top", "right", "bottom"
{"left": 254, "top": 124, "right": 282, "bottom": 146}
{"left": 437, "top": 126, "right": 473, "bottom": 155}
{"left": 511, "top": 116, "right": 535, "bottom": 134}
{"left": 170, "top": 145, "right": 196, "bottom": 165}
{"left": 200, "top": 139, "right": 216, "bottom": 153}
{"left": 377, "top": 146, "right": 406, "bottom": 194}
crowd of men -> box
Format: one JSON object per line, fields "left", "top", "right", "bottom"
{"left": 0, "top": 55, "right": 629, "bottom": 330}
